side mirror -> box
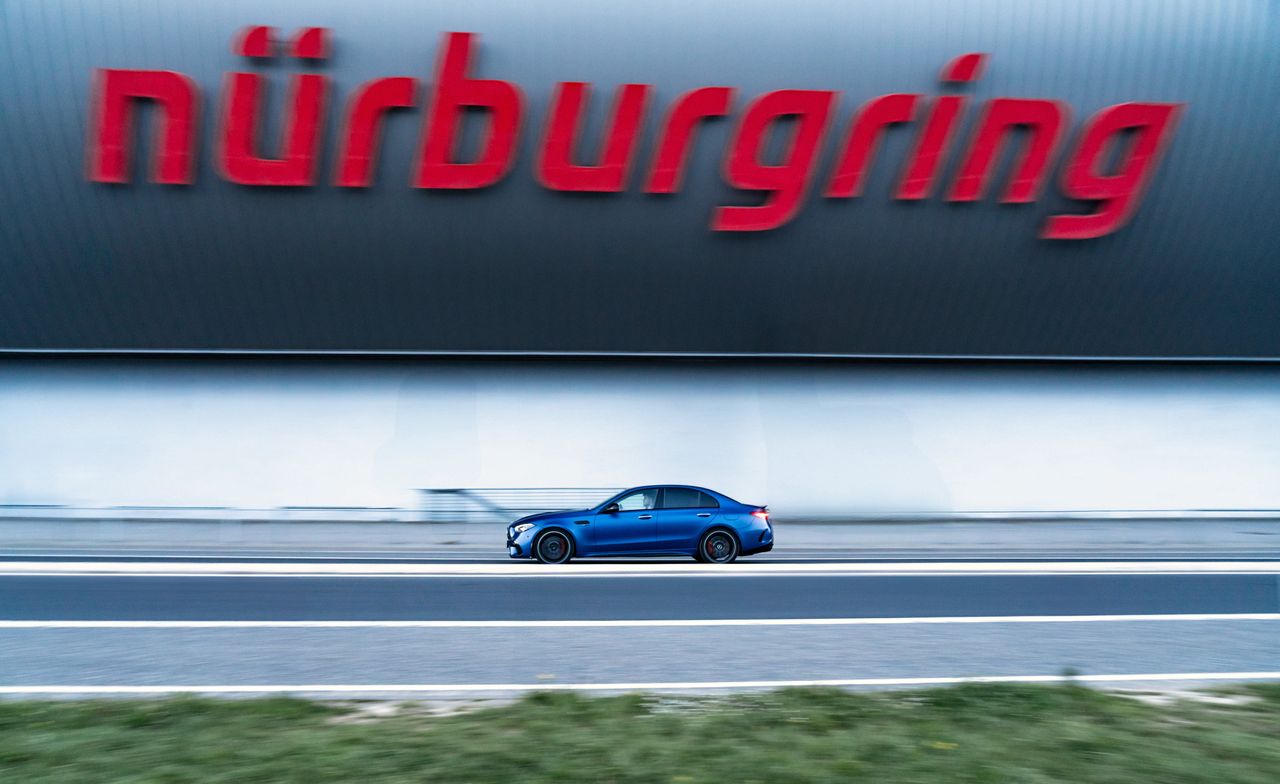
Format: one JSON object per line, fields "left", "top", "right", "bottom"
{"left": 602, "top": 503, "right": 620, "bottom": 514}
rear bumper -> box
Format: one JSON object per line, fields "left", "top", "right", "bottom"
{"left": 743, "top": 526, "right": 774, "bottom": 556}
{"left": 743, "top": 541, "right": 773, "bottom": 556}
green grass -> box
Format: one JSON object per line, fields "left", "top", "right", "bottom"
{"left": 2, "top": 684, "right": 1280, "bottom": 782}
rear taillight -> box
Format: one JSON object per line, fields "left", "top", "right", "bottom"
{"left": 752, "top": 510, "right": 770, "bottom": 522}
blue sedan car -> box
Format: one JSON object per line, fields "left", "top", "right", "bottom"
{"left": 506, "top": 485, "right": 773, "bottom": 564}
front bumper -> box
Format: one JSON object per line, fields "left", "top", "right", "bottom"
{"left": 506, "top": 526, "right": 537, "bottom": 558}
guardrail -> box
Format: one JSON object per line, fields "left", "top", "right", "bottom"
{"left": 0, "top": 505, "right": 416, "bottom": 523}
{"left": 0, "top": 491, "right": 626, "bottom": 524}
{"left": 3, "top": 503, "right": 1280, "bottom": 525}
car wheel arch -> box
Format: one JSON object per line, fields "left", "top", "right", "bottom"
{"left": 698, "top": 525, "right": 742, "bottom": 551}
{"left": 699, "top": 524, "right": 740, "bottom": 544}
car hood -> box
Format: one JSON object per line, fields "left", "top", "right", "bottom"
{"left": 511, "top": 509, "right": 589, "bottom": 526}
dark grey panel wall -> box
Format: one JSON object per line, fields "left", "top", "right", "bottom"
{"left": 0, "top": 0, "right": 1277, "bottom": 356}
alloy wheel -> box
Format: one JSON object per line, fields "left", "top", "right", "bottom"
{"left": 536, "top": 531, "right": 572, "bottom": 564}
{"left": 702, "top": 530, "right": 738, "bottom": 563}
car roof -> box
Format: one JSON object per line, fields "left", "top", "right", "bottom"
{"left": 622, "top": 484, "right": 733, "bottom": 501}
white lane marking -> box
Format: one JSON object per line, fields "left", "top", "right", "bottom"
{"left": 2, "top": 561, "right": 1279, "bottom": 577}
{"left": 2, "top": 614, "right": 1279, "bottom": 629}
{"left": 4, "top": 672, "right": 1279, "bottom": 695}
{"left": 4, "top": 556, "right": 508, "bottom": 562}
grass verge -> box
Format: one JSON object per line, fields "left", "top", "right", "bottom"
{"left": 2, "top": 683, "right": 1279, "bottom": 782}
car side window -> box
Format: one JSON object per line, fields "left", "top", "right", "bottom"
{"left": 661, "top": 487, "right": 703, "bottom": 509}
{"left": 697, "top": 491, "right": 720, "bottom": 509}
{"left": 615, "top": 488, "right": 659, "bottom": 511}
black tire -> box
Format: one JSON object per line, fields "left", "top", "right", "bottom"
{"left": 698, "top": 529, "right": 739, "bottom": 564}
{"left": 534, "top": 530, "right": 574, "bottom": 564}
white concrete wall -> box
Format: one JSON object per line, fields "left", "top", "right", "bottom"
{"left": 1, "top": 360, "right": 1278, "bottom": 515}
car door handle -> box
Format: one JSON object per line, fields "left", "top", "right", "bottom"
{"left": 638, "top": 514, "right": 652, "bottom": 520}
{"left": 696, "top": 513, "right": 712, "bottom": 517}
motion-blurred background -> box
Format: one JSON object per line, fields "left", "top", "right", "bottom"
{"left": 3, "top": 359, "right": 1279, "bottom": 519}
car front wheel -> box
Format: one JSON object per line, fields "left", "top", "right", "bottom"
{"left": 534, "top": 530, "right": 573, "bottom": 564}
{"left": 699, "top": 529, "right": 738, "bottom": 564}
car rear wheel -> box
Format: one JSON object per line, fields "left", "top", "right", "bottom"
{"left": 534, "top": 530, "right": 573, "bottom": 564}
{"left": 699, "top": 529, "right": 738, "bottom": 564}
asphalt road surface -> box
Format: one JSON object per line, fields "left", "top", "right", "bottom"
{"left": 3, "top": 572, "right": 1279, "bottom": 621}
{"left": 2, "top": 560, "right": 1278, "bottom": 697}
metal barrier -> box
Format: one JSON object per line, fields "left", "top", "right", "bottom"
{"left": 7, "top": 502, "right": 1280, "bottom": 526}
{"left": 0, "top": 505, "right": 416, "bottom": 523}
{"left": 418, "top": 488, "right": 623, "bottom": 523}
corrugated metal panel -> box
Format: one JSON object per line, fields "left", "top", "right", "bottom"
{"left": 0, "top": 1, "right": 1276, "bottom": 356}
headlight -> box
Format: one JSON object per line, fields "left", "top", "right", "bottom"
{"left": 512, "top": 523, "right": 535, "bottom": 533}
